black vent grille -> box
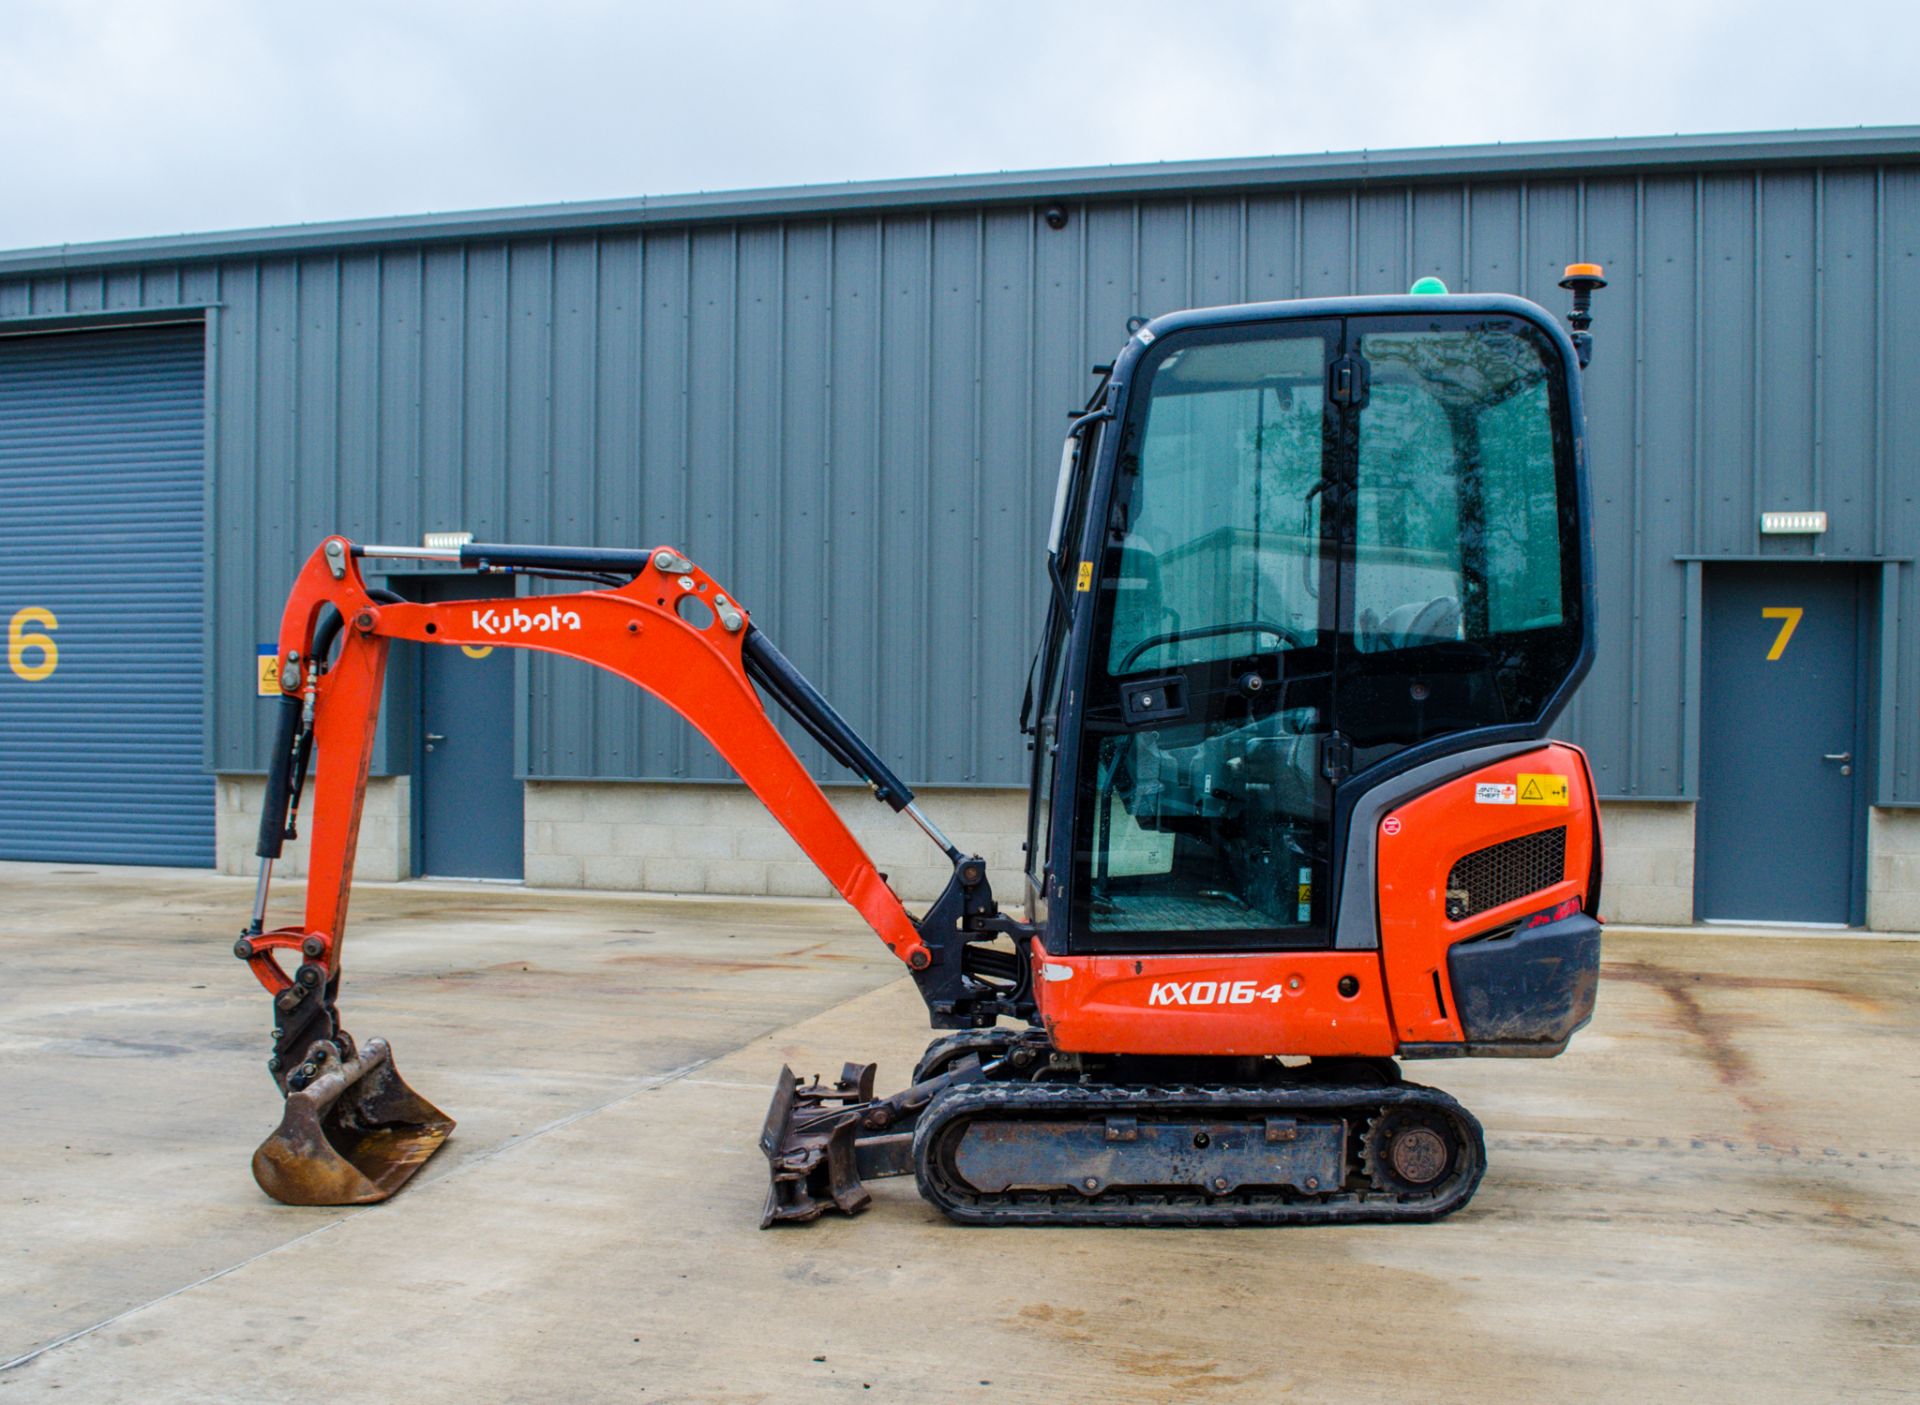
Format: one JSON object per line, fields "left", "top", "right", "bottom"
{"left": 1445, "top": 828, "right": 1567, "bottom": 921}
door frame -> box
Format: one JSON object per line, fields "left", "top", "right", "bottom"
{"left": 377, "top": 569, "right": 528, "bottom": 879}
{"left": 1686, "top": 558, "right": 1882, "bottom": 926}
{"left": 1062, "top": 316, "right": 1345, "bottom": 954}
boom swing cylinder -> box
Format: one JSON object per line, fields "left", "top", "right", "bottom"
{"left": 238, "top": 273, "right": 1607, "bottom": 1227}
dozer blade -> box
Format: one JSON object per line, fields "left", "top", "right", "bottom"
{"left": 252, "top": 1037, "right": 454, "bottom": 1206}
{"left": 759, "top": 1062, "right": 879, "bottom": 1227}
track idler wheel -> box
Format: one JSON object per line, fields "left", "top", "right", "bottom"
{"left": 252, "top": 1038, "right": 455, "bottom": 1205}
{"left": 1363, "top": 1107, "right": 1463, "bottom": 1196}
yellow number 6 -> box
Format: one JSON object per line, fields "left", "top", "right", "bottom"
{"left": 1761, "top": 606, "right": 1802, "bottom": 662}
{"left": 8, "top": 606, "right": 59, "bottom": 681}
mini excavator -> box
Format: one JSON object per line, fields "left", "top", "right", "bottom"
{"left": 238, "top": 269, "right": 1608, "bottom": 1227}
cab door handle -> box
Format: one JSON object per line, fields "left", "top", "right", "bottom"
{"left": 1823, "top": 751, "right": 1851, "bottom": 762}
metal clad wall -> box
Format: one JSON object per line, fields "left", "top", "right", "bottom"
{"left": 0, "top": 324, "right": 213, "bottom": 863}
{"left": 3, "top": 150, "right": 1916, "bottom": 801}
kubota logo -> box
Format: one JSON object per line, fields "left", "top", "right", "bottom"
{"left": 471, "top": 605, "right": 583, "bottom": 635}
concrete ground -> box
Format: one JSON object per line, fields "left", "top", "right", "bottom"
{"left": 1, "top": 862, "right": 1915, "bottom": 1404}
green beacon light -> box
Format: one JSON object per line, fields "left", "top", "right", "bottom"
{"left": 1408, "top": 275, "right": 1449, "bottom": 295}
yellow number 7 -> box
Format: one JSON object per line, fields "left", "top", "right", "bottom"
{"left": 1761, "top": 606, "right": 1803, "bottom": 661}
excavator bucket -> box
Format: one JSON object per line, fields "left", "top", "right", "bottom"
{"left": 251, "top": 1038, "right": 454, "bottom": 1206}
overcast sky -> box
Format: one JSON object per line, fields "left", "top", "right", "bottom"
{"left": 2, "top": 0, "right": 1912, "bottom": 251}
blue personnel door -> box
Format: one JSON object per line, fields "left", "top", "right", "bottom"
{"left": 415, "top": 575, "right": 524, "bottom": 879}
{"left": 1696, "top": 565, "right": 1869, "bottom": 925}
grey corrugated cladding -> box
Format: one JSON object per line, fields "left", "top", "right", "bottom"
{"left": 3, "top": 129, "right": 1917, "bottom": 800}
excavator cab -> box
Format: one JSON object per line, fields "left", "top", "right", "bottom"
{"left": 1029, "top": 296, "right": 1591, "bottom": 957}
{"left": 239, "top": 275, "right": 1605, "bottom": 1228}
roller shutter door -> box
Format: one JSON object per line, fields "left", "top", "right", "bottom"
{"left": 0, "top": 323, "right": 212, "bottom": 865}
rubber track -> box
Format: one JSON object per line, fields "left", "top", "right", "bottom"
{"left": 911, "top": 1080, "right": 1486, "bottom": 1227}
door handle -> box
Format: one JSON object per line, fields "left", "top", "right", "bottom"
{"left": 425, "top": 732, "right": 447, "bottom": 752}
{"left": 1823, "top": 751, "right": 1851, "bottom": 762}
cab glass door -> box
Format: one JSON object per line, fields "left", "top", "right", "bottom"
{"left": 1070, "top": 321, "right": 1339, "bottom": 950}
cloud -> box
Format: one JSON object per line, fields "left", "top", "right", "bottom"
{"left": 0, "top": 0, "right": 1909, "bottom": 250}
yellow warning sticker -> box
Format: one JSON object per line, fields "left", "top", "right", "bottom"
{"left": 1075, "top": 560, "right": 1094, "bottom": 592}
{"left": 1516, "top": 773, "right": 1569, "bottom": 806}
{"left": 256, "top": 645, "right": 280, "bottom": 696}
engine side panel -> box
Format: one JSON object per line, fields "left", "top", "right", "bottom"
{"left": 1375, "top": 742, "right": 1598, "bottom": 1047}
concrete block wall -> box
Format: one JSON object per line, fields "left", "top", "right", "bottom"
{"left": 210, "top": 775, "right": 1920, "bottom": 932}
{"left": 1868, "top": 808, "right": 1920, "bottom": 931}
{"left": 525, "top": 782, "right": 1029, "bottom": 905}
{"left": 1591, "top": 800, "right": 1696, "bottom": 925}
{"left": 215, "top": 774, "right": 411, "bottom": 882}
{"left": 522, "top": 785, "right": 1702, "bottom": 923}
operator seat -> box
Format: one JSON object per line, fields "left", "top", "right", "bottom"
{"left": 1357, "top": 595, "right": 1461, "bottom": 653}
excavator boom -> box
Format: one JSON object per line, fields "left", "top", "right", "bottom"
{"left": 238, "top": 535, "right": 1006, "bottom": 1204}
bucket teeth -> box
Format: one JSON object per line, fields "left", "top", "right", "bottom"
{"left": 252, "top": 1038, "right": 454, "bottom": 1205}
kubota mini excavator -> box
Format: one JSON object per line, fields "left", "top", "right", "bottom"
{"left": 238, "top": 268, "right": 1608, "bottom": 1227}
